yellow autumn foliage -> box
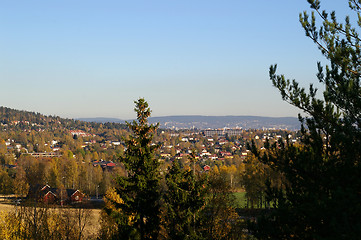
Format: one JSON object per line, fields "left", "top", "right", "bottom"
{"left": 104, "top": 187, "right": 135, "bottom": 224}
{"left": 0, "top": 210, "right": 23, "bottom": 240}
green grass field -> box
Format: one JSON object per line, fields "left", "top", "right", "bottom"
{"left": 233, "top": 191, "right": 274, "bottom": 209}
{"left": 233, "top": 191, "right": 247, "bottom": 208}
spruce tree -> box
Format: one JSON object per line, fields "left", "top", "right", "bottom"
{"left": 252, "top": 1, "right": 361, "bottom": 239}
{"left": 164, "top": 159, "right": 207, "bottom": 240}
{"left": 106, "top": 98, "right": 161, "bottom": 240}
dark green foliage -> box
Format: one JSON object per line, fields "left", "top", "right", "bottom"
{"left": 252, "top": 1, "right": 361, "bottom": 239}
{"left": 164, "top": 159, "right": 207, "bottom": 240}
{"left": 109, "top": 98, "right": 161, "bottom": 240}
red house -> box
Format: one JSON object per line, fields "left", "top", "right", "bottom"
{"left": 28, "top": 184, "right": 86, "bottom": 205}
{"left": 42, "top": 191, "right": 58, "bottom": 204}
{"left": 66, "top": 189, "right": 85, "bottom": 203}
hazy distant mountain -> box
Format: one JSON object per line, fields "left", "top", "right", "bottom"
{"left": 79, "top": 115, "right": 300, "bottom": 130}
{"left": 149, "top": 115, "right": 299, "bottom": 130}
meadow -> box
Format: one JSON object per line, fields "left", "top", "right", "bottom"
{"left": 0, "top": 199, "right": 101, "bottom": 239}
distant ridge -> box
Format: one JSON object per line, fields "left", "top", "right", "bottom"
{"left": 77, "top": 117, "right": 126, "bottom": 124}
{"left": 78, "top": 115, "right": 300, "bottom": 130}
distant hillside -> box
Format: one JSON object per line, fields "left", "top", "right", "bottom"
{"left": 0, "top": 107, "right": 127, "bottom": 132}
{"left": 79, "top": 115, "right": 300, "bottom": 130}
{"left": 77, "top": 117, "right": 126, "bottom": 124}
{"left": 149, "top": 115, "right": 300, "bottom": 130}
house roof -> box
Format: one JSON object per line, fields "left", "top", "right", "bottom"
{"left": 28, "top": 184, "right": 84, "bottom": 200}
{"left": 66, "top": 189, "right": 79, "bottom": 197}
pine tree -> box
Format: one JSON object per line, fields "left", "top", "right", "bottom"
{"left": 105, "top": 98, "right": 161, "bottom": 240}
{"left": 252, "top": 1, "right": 361, "bottom": 239}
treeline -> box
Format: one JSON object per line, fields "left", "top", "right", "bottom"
{"left": 0, "top": 154, "right": 125, "bottom": 197}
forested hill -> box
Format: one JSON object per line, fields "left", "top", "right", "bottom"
{"left": 0, "top": 106, "right": 127, "bottom": 132}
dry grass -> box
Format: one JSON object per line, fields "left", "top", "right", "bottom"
{"left": 82, "top": 208, "right": 102, "bottom": 239}
{"left": 0, "top": 202, "right": 16, "bottom": 212}
{"left": 0, "top": 201, "right": 102, "bottom": 239}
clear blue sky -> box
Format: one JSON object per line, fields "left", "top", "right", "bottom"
{"left": 0, "top": 1, "right": 349, "bottom": 119}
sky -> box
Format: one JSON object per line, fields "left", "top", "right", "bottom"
{"left": 0, "top": 1, "right": 350, "bottom": 120}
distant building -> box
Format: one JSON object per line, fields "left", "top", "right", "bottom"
{"left": 92, "top": 160, "right": 117, "bottom": 171}
{"left": 203, "top": 128, "right": 243, "bottom": 137}
{"left": 23, "top": 152, "right": 62, "bottom": 158}
{"left": 69, "top": 130, "right": 92, "bottom": 137}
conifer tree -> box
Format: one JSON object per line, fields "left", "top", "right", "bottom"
{"left": 105, "top": 98, "right": 161, "bottom": 240}
{"left": 164, "top": 159, "right": 207, "bottom": 240}
{"left": 252, "top": 1, "right": 361, "bottom": 239}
